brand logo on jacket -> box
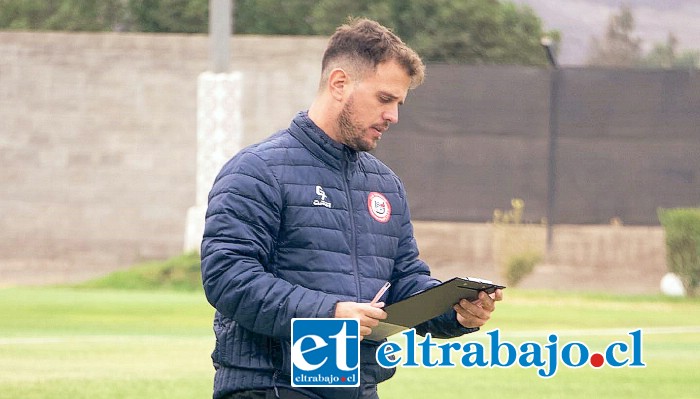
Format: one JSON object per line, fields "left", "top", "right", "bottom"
{"left": 291, "top": 318, "right": 360, "bottom": 387}
{"left": 368, "top": 192, "right": 391, "bottom": 223}
{"left": 313, "top": 186, "right": 332, "bottom": 208}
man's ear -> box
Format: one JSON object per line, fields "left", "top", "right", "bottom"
{"left": 327, "top": 68, "right": 351, "bottom": 101}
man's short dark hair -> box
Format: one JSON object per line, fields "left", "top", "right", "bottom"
{"left": 320, "top": 18, "right": 425, "bottom": 89}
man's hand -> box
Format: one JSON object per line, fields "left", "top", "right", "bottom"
{"left": 453, "top": 288, "right": 504, "bottom": 328}
{"left": 334, "top": 301, "right": 387, "bottom": 340}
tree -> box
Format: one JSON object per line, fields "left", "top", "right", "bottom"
{"left": 0, "top": 0, "right": 211, "bottom": 32}
{"left": 1, "top": 0, "right": 555, "bottom": 65}
{"left": 307, "top": 0, "right": 394, "bottom": 36}
{"left": 394, "top": 0, "right": 517, "bottom": 64}
{"left": 640, "top": 33, "right": 699, "bottom": 69}
{"left": 587, "top": 5, "right": 642, "bottom": 67}
{"left": 234, "top": 0, "right": 315, "bottom": 35}
{"left": 0, "top": 0, "right": 127, "bottom": 31}
{"left": 309, "top": 0, "right": 555, "bottom": 65}
{"left": 128, "top": 0, "right": 208, "bottom": 33}
{"left": 587, "top": 5, "right": 699, "bottom": 70}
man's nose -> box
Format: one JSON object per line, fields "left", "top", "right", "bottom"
{"left": 383, "top": 105, "right": 399, "bottom": 124}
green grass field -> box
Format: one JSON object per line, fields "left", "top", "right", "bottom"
{"left": 0, "top": 287, "right": 698, "bottom": 399}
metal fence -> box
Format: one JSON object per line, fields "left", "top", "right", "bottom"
{"left": 374, "top": 65, "right": 700, "bottom": 225}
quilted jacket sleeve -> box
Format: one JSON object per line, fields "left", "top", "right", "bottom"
{"left": 387, "top": 177, "right": 478, "bottom": 339}
{"left": 201, "top": 151, "right": 339, "bottom": 339}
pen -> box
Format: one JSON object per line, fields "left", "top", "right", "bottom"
{"left": 370, "top": 282, "right": 391, "bottom": 305}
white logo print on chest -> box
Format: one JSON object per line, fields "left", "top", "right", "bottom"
{"left": 313, "top": 185, "right": 332, "bottom": 208}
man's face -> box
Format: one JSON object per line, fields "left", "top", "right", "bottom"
{"left": 336, "top": 60, "right": 412, "bottom": 152}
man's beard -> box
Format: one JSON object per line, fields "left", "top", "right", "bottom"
{"left": 337, "top": 96, "right": 376, "bottom": 152}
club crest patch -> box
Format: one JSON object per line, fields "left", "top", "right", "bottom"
{"left": 367, "top": 192, "right": 391, "bottom": 223}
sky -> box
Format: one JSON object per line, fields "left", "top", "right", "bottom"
{"left": 510, "top": 0, "right": 700, "bottom": 65}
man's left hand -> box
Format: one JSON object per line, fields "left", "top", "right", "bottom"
{"left": 453, "top": 289, "right": 504, "bottom": 328}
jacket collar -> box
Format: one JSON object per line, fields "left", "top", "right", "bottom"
{"left": 289, "top": 111, "right": 358, "bottom": 171}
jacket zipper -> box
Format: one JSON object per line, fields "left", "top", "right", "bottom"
{"left": 344, "top": 153, "right": 364, "bottom": 399}
{"left": 342, "top": 154, "right": 362, "bottom": 302}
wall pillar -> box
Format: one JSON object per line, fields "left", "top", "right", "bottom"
{"left": 184, "top": 71, "right": 243, "bottom": 252}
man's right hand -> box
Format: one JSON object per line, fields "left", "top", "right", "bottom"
{"left": 334, "top": 302, "right": 387, "bottom": 340}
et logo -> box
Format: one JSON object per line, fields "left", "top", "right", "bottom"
{"left": 291, "top": 318, "right": 360, "bottom": 387}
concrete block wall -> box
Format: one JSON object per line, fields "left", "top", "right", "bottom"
{"left": 541, "top": 224, "right": 667, "bottom": 293}
{"left": 0, "top": 32, "right": 327, "bottom": 284}
{"left": 414, "top": 222, "right": 667, "bottom": 294}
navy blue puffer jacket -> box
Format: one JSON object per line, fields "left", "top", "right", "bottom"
{"left": 201, "top": 112, "right": 473, "bottom": 399}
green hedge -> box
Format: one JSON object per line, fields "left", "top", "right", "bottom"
{"left": 504, "top": 251, "right": 542, "bottom": 287}
{"left": 658, "top": 208, "right": 700, "bottom": 296}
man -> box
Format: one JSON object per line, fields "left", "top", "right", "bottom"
{"left": 201, "top": 18, "right": 503, "bottom": 399}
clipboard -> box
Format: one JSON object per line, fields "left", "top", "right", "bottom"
{"left": 365, "top": 277, "right": 505, "bottom": 342}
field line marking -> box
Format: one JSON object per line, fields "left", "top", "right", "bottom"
{"left": 0, "top": 335, "right": 212, "bottom": 345}
{"left": 1, "top": 326, "right": 700, "bottom": 345}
